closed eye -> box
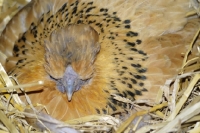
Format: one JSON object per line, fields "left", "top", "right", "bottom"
{"left": 49, "top": 75, "right": 63, "bottom": 86}
{"left": 49, "top": 75, "right": 60, "bottom": 81}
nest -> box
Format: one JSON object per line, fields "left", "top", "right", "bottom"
{"left": 0, "top": 0, "right": 200, "bottom": 132}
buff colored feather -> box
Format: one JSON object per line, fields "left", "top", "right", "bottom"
{"left": 0, "top": 0, "right": 199, "bottom": 125}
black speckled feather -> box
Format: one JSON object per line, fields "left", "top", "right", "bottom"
{"left": 0, "top": 0, "right": 198, "bottom": 121}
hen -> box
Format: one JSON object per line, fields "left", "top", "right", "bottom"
{"left": 0, "top": 0, "right": 199, "bottom": 122}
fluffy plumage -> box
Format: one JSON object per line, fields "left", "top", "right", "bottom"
{"left": 0, "top": 0, "right": 199, "bottom": 121}
{"left": 44, "top": 24, "right": 100, "bottom": 100}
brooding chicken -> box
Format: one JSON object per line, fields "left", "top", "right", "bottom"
{"left": 44, "top": 24, "right": 100, "bottom": 101}
{"left": 0, "top": 0, "right": 199, "bottom": 123}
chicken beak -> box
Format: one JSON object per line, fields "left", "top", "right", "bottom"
{"left": 61, "top": 65, "right": 83, "bottom": 101}
{"left": 65, "top": 79, "right": 74, "bottom": 101}
{"left": 67, "top": 92, "right": 73, "bottom": 101}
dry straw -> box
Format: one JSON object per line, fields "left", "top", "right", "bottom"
{"left": 0, "top": 0, "right": 200, "bottom": 132}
